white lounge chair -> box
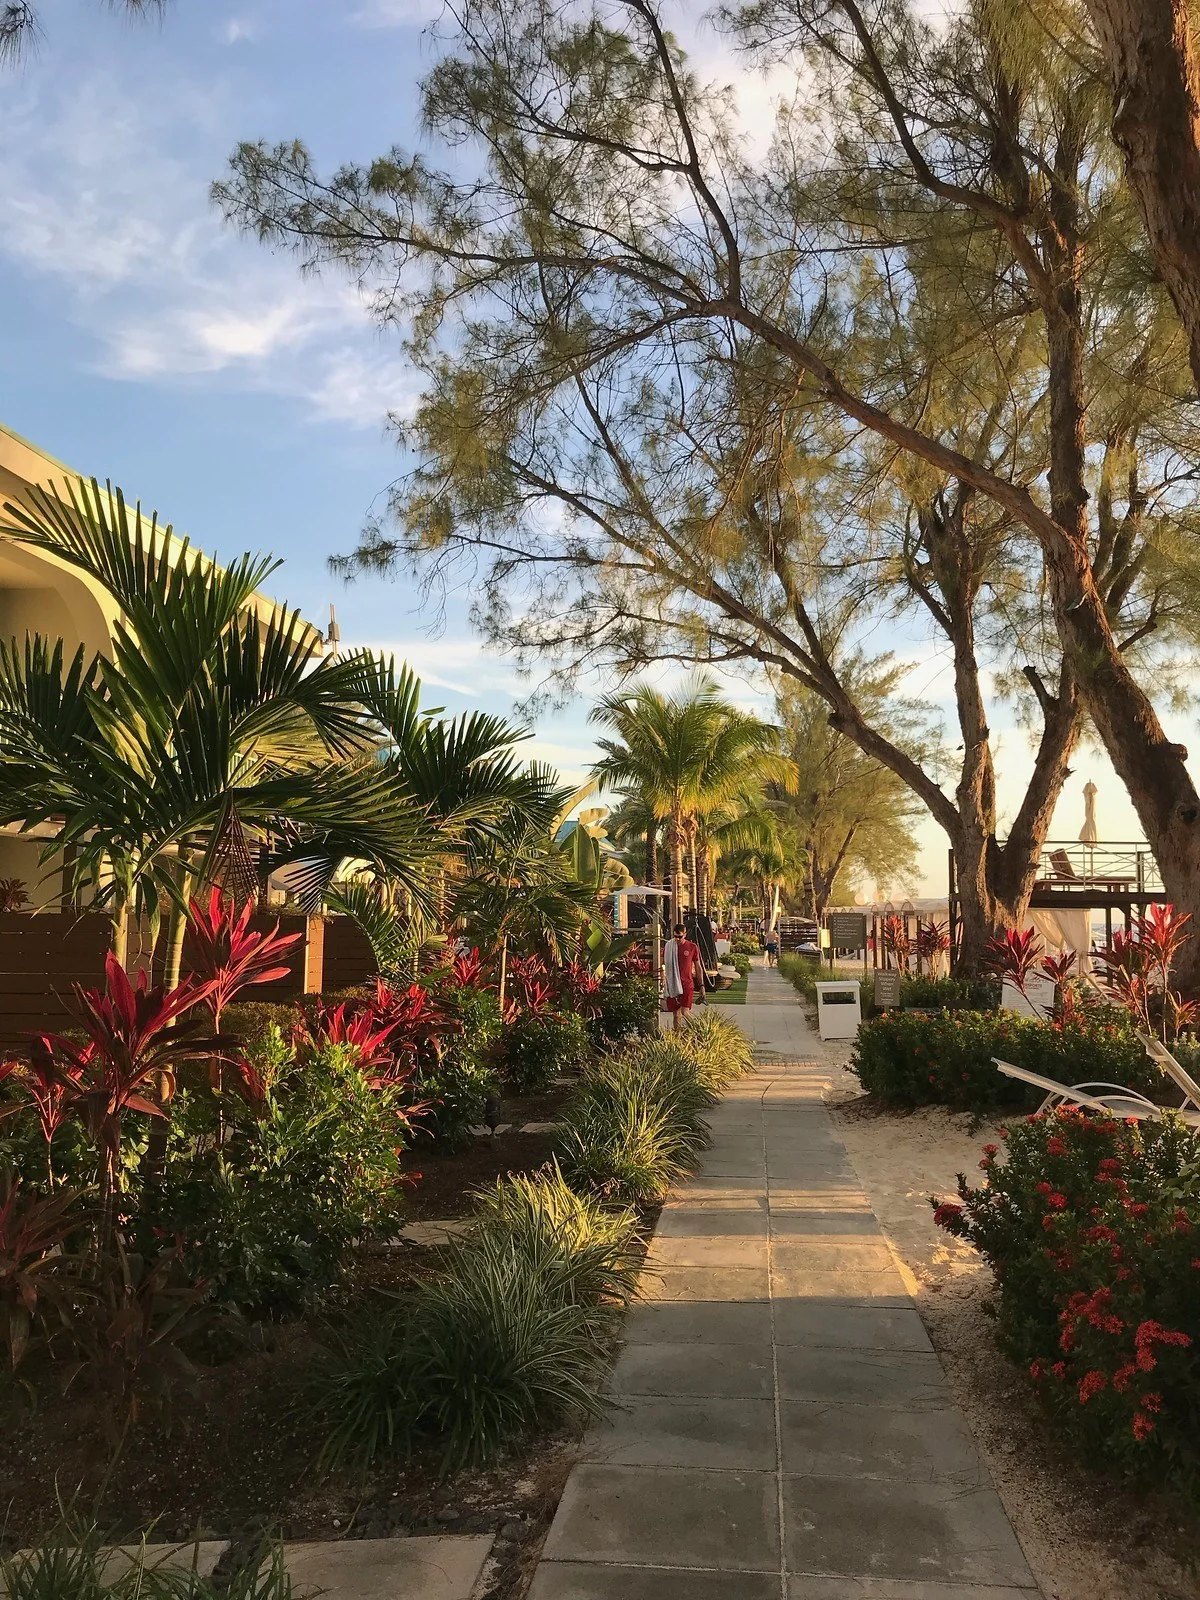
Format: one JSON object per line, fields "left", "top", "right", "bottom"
{"left": 992, "top": 1058, "right": 1173, "bottom": 1121}
{"left": 1138, "top": 1033, "right": 1200, "bottom": 1117}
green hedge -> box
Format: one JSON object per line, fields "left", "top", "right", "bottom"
{"left": 852, "top": 1009, "right": 1160, "bottom": 1113}
{"left": 898, "top": 974, "right": 1002, "bottom": 1011}
{"left": 500, "top": 1010, "right": 590, "bottom": 1093}
{"left": 590, "top": 975, "right": 659, "bottom": 1046}
{"left": 937, "top": 1110, "right": 1200, "bottom": 1489}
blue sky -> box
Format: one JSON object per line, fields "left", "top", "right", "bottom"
{"left": 0, "top": 0, "right": 1167, "bottom": 896}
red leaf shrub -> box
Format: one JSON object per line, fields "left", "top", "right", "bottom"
{"left": 185, "top": 889, "right": 302, "bottom": 1030}
{"left": 935, "top": 1108, "right": 1200, "bottom": 1483}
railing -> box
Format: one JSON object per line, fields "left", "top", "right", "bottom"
{"left": 1030, "top": 841, "right": 1162, "bottom": 894}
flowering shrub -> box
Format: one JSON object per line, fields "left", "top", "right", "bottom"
{"left": 852, "top": 1008, "right": 1158, "bottom": 1112}
{"left": 935, "top": 1108, "right": 1200, "bottom": 1483}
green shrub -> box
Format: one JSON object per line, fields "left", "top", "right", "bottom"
{"left": 314, "top": 1166, "right": 639, "bottom": 1470}
{"left": 556, "top": 1094, "right": 700, "bottom": 1206}
{"left": 469, "top": 1164, "right": 642, "bottom": 1300}
{"left": 412, "top": 987, "right": 503, "bottom": 1147}
{"left": 899, "top": 974, "right": 1002, "bottom": 1011}
{"left": 778, "top": 952, "right": 874, "bottom": 1011}
{"left": 851, "top": 1008, "right": 1159, "bottom": 1113}
{"left": 162, "top": 1035, "right": 411, "bottom": 1317}
{"left": 730, "top": 931, "right": 760, "bottom": 956}
{"left": 936, "top": 1109, "right": 1200, "bottom": 1489}
{"left": 675, "top": 1009, "right": 755, "bottom": 1089}
{"left": 554, "top": 1021, "right": 751, "bottom": 1206}
{"left": 500, "top": 1010, "right": 590, "bottom": 1093}
{"left": 589, "top": 975, "right": 659, "bottom": 1046}
{"left": 730, "top": 952, "right": 752, "bottom": 979}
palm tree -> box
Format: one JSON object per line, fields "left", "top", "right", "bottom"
{"left": 603, "top": 792, "right": 661, "bottom": 884}
{"left": 0, "top": 478, "right": 440, "bottom": 980}
{"left": 454, "top": 769, "right": 597, "bottom": 1007}
{"left": 591, "top": 679, "right": 796, "bottom": 922}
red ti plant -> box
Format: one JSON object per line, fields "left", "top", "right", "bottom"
{"left": 1039, "top": 950, "right": 1091, "bottom": 1026}
{"left": 370, "top": 979, "right": 461, "bottom": 1079}
{"left": 184, "top": 889, "right": 302, "bottom": 1123}
{"left": 1096, "top": 904, "right": 1195, "bottom": 1041}
{"left": 0, "top": 1176, "right": 83, "bottom": 1369}
{"left": 982, "top": 927, "right": 1045, "bottom": 997}
{"left": 915, "top": 919, "right": 951, "bottom": 974}
{"left": 557, "top": 960, "right": 605, "bottom": 1019}
{"left": 506, "top": 955, "right": 556, "bottom": 1020}
{"left": 185, "top": 889, "right": 302, "bottom": 1033}
{"left": 881, "top": 915, "right": 911, "bottom": 970}
{"left": 39, "top": 953, "right": 219, "bottom": 1235}
{"left": 306, "top": 1000, "right": 400, "bottom": 1075}
{"left": 4, "top": 1039, "right": 85, "bottom": 1187}
{"left": 449, "top": 947, "right": 488, "bottom": 989}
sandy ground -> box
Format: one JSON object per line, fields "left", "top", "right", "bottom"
{"left": 822, "top": 1044, "right": 1200, "bottom": 1600}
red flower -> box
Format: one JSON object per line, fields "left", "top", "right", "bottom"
{"left": 1113, "top": 1365, "right": 1136, "bottom": 1393}
{"left": 1078, "top": 1369, "right": 1108, "bottom": 1405}
{"left": 1036, "top": 1181, "right": 1053, "bottom": 1196}
{"left": 1029, "top": 1359, "right": 1044, "bottom": 1379}
{"left": 932, "top": 1202, "right": 963, "bottom": 1228}
{"left": 1051, "top": 1361, "right": 1067, "bottom": 1379}
{"left": 1046, "top": 1137, "right": 1067, "bottom": 1156}
{"left": 1132, "top": 1413, "right": 1156, "bottom": 1442}
{"left": 982, "top": 1143, "right": 999, "bottom": 1157}
{"left": 1142, "top": 1391, "right": 1163, "bottom": 1413}
{"left": 1047, "top": 1192, "right": 1068, "bottom": 1210}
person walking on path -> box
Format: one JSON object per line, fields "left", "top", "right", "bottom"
{"left": 663, "top": 922, "right": 703, "bottom": 1031}
{"left": 764, "top": 928, "right": 779, "bottom": 967}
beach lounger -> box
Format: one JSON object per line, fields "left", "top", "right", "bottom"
{"left": 992, "top": 1058, "right": 1171, "bottom": 1121}
{"left": 1139, "top": 1033, "right": 1200, "bottom": 1117}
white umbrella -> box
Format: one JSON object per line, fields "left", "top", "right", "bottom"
{"left": 1079, "top": 780, "right": 1098, "bottom": 899}
{"left": 1079, "top": 780, "right": 1099, "bottom": 845}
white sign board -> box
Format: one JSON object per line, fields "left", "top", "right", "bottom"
{"left": 1001, "top": 974, "right": 1056, "bottom": 1020}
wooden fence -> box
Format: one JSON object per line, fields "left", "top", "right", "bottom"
{"left": 0, "top": 911, "right": 379, "bottom": 1050}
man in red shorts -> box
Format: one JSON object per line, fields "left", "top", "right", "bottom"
{"left": 664, "top": 921, "right": 704, "bottom": 1032}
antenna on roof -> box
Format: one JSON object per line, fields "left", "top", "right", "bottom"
{"left": 326, "top": 603, "right": 341, "bottom": 659}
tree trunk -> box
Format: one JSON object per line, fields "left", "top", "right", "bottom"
{"left": 668, "top": 812, "right": 686, "bottom": 925}
{"left": 695, "top": 838, "right": 710, "bottom": 915}
{"left": 687, "top": 826, "right": 699, "bottom": 915}
{"left": 812, "top": 824, "right": 859, "bottom": 919}
{"left": 1083, "top": 0, "right": 1200, "bottom": 392}
{"left": 645, "top": 819, "right": 658, "bottom": 885}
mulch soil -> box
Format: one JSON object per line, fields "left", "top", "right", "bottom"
{"left": 404, "top": 1084, "right": 575, "bottom": 1221}
{"left": 0, "top": 1080, "right": 586, "bottom": 1599}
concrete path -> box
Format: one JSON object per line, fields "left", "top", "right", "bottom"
{"left": 529, "top": 966, "right": 1039, "bottom": 1600}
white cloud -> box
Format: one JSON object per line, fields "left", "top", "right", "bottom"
{"left": 0, "top": 71, "right": 409, "bottom": 429}
{"left": 222, "top": 18, "right": 259, "bottom": 44}
{"left": 351, "top": 0, "right": 443, "bottom": 27}
{"left": 357, "top": 635, "right": 523, "bottom": 697}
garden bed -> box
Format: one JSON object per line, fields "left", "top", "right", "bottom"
{"left": 822, "top": 1053, "right": 1200, "bottom": 1599}
{"left": 0, "top": 1284, "right": 574, "bottom": 1600}
{"left": 404, "top": 1083, "right": 574, "bottom": 1220}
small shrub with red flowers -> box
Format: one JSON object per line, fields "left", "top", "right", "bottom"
{"left": 852, "top": 1008, "right": 1158, "bottom": 1113}
{"left": 935, "top": 1108, "right": 1200, "bottom": 1489}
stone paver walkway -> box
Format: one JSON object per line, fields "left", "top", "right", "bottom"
{"left": 529, "top": 967, "right": 1039, "bottom": 1599}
